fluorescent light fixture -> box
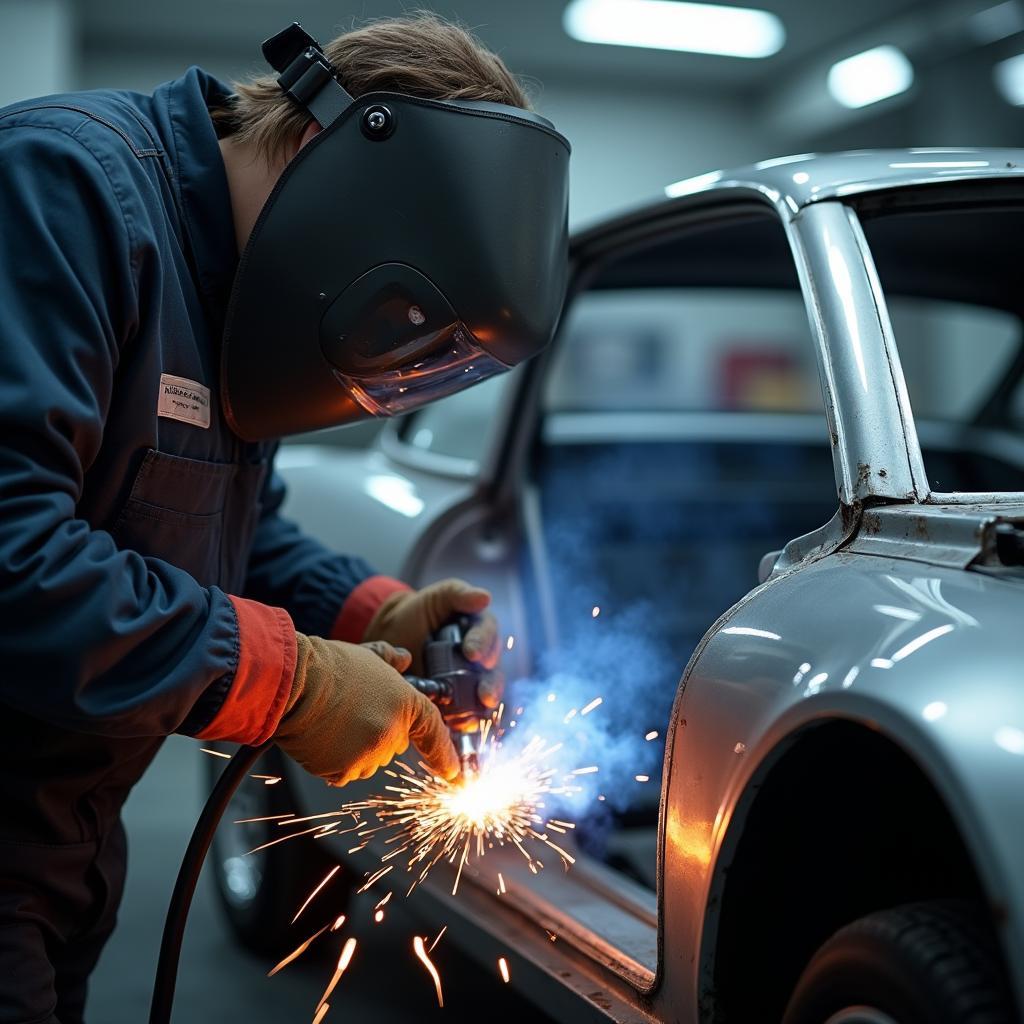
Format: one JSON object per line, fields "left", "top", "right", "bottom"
{"left": 994, "top": 725, "right": 1024, "bottom": 755}
{"left": 563, "top": 0, "right": 785, "bottom": 59}
{"left": 827, "top": 45, "right": 914, "bottom": 109}
{"left": 994, "top": 52, "right": 1024, "bottom": 105}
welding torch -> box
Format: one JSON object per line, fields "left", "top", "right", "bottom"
{"left": 404, "top": 618, "right": 489, "bottom": 777}
{"left": 150, "top": 617, "right": 490, "bottom": 1024}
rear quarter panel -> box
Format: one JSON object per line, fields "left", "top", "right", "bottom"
{"left": 656, "top": 550, "right": 1024, "bottom": 1018}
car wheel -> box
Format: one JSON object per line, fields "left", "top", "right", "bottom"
{"left": 782, "top": 901, "right": 1016, "bottom": 1024}
{"left": 206, "top": 748, "right": 349, "bottom": 955}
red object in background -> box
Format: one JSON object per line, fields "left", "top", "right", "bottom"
{"left": 718, "top": 346, "right": 806, "bottom": 411}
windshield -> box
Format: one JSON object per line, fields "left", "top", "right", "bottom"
{"left": 859, "top": 204, "right": 1024, "bottom": 494}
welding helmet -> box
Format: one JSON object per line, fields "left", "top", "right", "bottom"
{"left": 221, "top": 23, "right": 571, "bottom": 441}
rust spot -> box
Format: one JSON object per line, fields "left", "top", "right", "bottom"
{"left": 856, "top": 462, "right": 871, "bottom": 488}
{"left": 589, "top": 991, "right": 614, "bottom": 1010}
{"left": 878, "top": 468, "right": 887, "bottom": 478}
{"left": 914, "top": 516, "right": 930, "bottom": 540}
{"left": 862, "top": 511, "right": 882, "bottom": 535}
{"left": 830, "top": 430, "right": 839, "bottom": 447}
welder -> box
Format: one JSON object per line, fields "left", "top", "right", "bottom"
{"left": 0, "top": 13, "right": 568, "bottom": 1023}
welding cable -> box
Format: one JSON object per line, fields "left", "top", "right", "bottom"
{"left": 149, "top": 740, "right": 272, "bottom": 1024}
{"left": 149, "top": 675, "right": 455, "bottom": 1023}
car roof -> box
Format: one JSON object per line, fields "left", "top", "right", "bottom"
{"left": 663, "top": 148, "right": 1024, "bottom": 210}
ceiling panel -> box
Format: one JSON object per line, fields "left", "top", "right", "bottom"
{"left": 77, "top": 0, "right": 963, "bottom": 91}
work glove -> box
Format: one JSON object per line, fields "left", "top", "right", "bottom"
{"left": 363, "top": 578, "right": 503, "bottom": 708}
{"left": 273, "top": 634, "right": 459, "bottom": 787}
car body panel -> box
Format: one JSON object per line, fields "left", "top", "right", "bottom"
{"left": 661, "top": 148, "right": 1024, "bottom": 215}
{"left": 271, "top": 151, "right": 1024, "bottom": 1021}
{"left": 659, "top": 545, "right": 1024, "bottom": 1016}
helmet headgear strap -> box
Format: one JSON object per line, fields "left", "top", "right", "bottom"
{"left": 262, "top": 22, "right": 353, "bottom": 129}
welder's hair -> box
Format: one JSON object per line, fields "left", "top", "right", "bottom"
{"left": 214, "top": 12, "right": 531, "bottom": 162}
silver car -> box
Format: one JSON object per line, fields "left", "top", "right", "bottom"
{"left": 212, "top": 149, "right": 1024, "bottom": 1024}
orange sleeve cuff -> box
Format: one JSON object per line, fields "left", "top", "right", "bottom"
{"left": 195, "top": 595, "right": 297, "bottom": 745}
{"left": 331, "top": 575, "right": 412, "bottom": 642}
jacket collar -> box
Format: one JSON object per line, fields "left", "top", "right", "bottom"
{"left": 150, "top": 67, "right": 238, "bottom": 322}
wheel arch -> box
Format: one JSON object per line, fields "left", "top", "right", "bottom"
{"left": 699, "top": 718, "right": 1004, "bottom": 1024}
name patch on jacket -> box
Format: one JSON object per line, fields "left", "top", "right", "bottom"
{"left": 158, "top": 374, "right": 211, "bottom": 429}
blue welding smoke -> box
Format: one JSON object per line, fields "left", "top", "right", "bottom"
{"left": 502, "top": 584, "right": 680, "bottom": 854}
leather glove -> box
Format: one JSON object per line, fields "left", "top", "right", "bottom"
{"left": 273, "top": 634, "right": 459, "bottom": 787}
{"left": 363, "top": 578, "right": 503, "bottom": 708}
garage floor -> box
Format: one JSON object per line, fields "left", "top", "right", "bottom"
{"left": 89, "top": 736, "right": 554, "bottom": 1023}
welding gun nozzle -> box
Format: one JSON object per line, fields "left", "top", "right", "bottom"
{"left": 456, "top": 732, "right": 480, "bottom": 778}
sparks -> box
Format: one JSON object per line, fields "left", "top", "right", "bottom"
{"left": 200, "top": 747, "right": 230, "bottom": 759}
{"left": 506, "top": 635, "right": 515, "bottom": 651}
{"left": 591, "top": 605, "right": 600, "bottom": 618}
{"left": 635, "top": 774, "right": 650, "bottom": 783}
{"left": 330, "top": 915, "right": 345, "bottom": 932}
{"left": 645, "top": 730, "right": 659, "bottom": 741}
{"left": 267, "top": 924, "right": 329, "bottom": 977}
{"left": 312, "top": 1004, "right": 329, "bottom": 1024}
{"left": 572, "top": 765, "right": 598, "bottom": 775}
{"left": 337, "top": 721, "right": 580, "bottom": 895}
{"left": 246, "top": 823, "right": 327, "bottom": 856}
{"left": 497, "top": 872, "right": 506, "bottom": 895}
{"left": 498, "top": 957, "right": 510, "bottom": 983}
{"left": 428, "top": 924, "right": 447, "bottom": 952}
{"left": 316, "top": 937, "right": 357, "bottom": 1012}
{"left": 291, "top": 865, "right": 340, "bottom": 924}
{"left": 374, "top": 909, "right": 385, "bottom": 923}
{"left": 580, "top": 697, "right": 603, "bottom": 716}
{"left": 413, "top": 935, "right": 444, "bottom": 1008}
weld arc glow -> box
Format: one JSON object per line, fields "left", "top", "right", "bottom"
{"left": 563, "top": 0, "right": 785, "bottom": 58}
{"left": 337, "top": 701, "right": 584, "bottom": 900}
{"left": 340, "top": 748, "right": 578, "bottom": 897}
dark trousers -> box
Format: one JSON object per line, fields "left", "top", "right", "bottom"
{"left": 0, "top": 824, "right": 126, "bottom": 1024}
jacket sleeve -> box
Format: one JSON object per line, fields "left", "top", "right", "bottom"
{"left": 242, "top": 461, "right": 411, "bottom": 642}
{"left": 0, "top": 124, "right": 293, "bottom": 742}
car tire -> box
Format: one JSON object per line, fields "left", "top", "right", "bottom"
{"left": 782, "top": 901, "right": 1016, "bottom": 1024}
{"left": 206, "top": 748, "right": 350, "bottom": 956}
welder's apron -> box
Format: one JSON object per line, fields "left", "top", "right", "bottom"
{"left": 0, "top": 453, "right": 267, "bottom": 1024}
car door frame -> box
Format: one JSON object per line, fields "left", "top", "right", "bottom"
{"left": 456, "top": 182, "right": 943, "bottom": 1009}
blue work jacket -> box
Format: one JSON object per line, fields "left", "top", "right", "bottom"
{"left": 0, "top": 68, "right": 375, "bottom": 843}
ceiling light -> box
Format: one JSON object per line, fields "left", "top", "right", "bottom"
{"left": 994, "top": 52, "right": 1024, "bottom": 105}
{"left": 563, "top": 0, "right": 785, "bottom": 59}
{"left": 827, "top": 45, "right": 914, "bottom": 109}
